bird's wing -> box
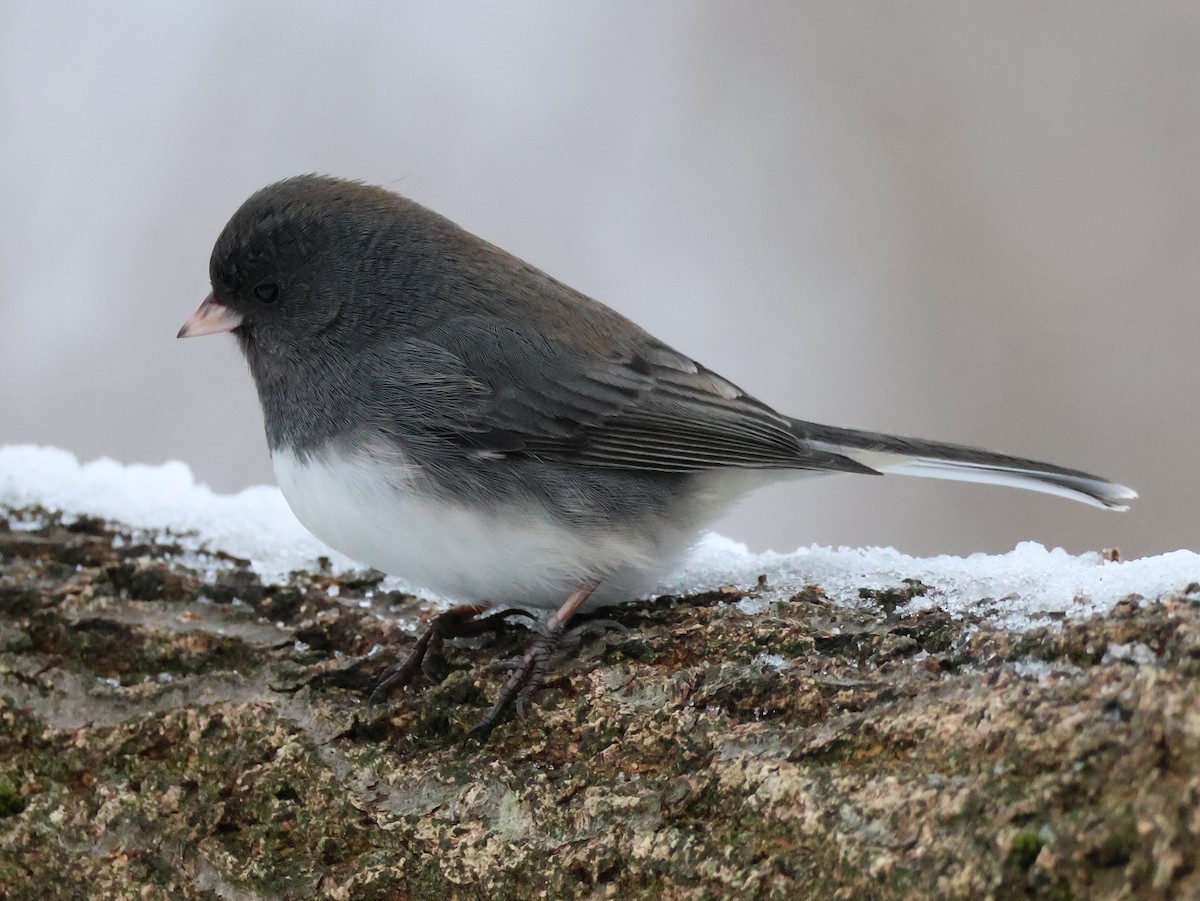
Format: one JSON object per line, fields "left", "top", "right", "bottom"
{"left": 369, "top": 316, "right": 873, "bottom": 475}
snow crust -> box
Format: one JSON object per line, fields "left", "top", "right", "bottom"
{"left": 2, "top": 445, "right": 1196, "bottom": 629}
{"left": 0, "top": 446, "right": 358, "bottom": 583}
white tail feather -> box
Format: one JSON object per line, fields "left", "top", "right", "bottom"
{"left": 841, "top": 449, "right": 1137, "bottom": 511}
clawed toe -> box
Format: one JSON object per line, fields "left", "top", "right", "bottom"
{"left": 372, "top": 586, "right": 599, "bottom": 742}
{"left": 466, "top": 585, "right": 597, "bottom": 740}
{"left": 370, "top": 603, "right": 527, "bottom": 705}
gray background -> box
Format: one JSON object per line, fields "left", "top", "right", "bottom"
{"left": 2, "top": 2, "right": 1195, "bottom": 559}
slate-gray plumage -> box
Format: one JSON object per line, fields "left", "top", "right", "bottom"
{"left": 180, "top": 174, "right": 1135, "bottom": 736}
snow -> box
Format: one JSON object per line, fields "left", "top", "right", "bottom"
{"left": 664, "top": 535, "right": 1200, "bottom": 628}
{"left": 2, "top": 445, "right": 1197, "bottom": 630}
{"left": 0, "top": 445, "right": 359, "bottom": 583}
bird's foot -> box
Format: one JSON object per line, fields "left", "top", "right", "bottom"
{"left": 467, "top": 585, "right": 600, "bottom": 740}
{"left": 467, "top": 623, "right": 563, "bottom": 741}
{"left": 368, "top": 604, "right": 532, "bottom": 705}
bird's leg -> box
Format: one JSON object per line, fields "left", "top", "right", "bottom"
{"left": 468, "top": 584, "right": 596, "bottom": 740}
{"left": 369, "top": 604, "right": 533, "bottom": 705}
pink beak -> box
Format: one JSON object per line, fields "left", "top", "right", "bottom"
{"left": 177, "top": 293, "right": 244, "bottom": 338}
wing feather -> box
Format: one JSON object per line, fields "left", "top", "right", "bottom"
{"left": 369, "top": 317, "right": 872, "bottom": 475}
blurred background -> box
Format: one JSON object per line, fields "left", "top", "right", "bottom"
{"left": 1, "top": 2, "right": 1196, "bottom": 559}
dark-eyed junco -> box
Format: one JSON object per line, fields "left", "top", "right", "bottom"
{"left": 179, "top": 174, "right": 1135, "bottom": 735}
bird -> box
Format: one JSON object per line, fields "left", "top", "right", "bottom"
{"left": 178, "top": 174, "right": 1136, "bottom": 736}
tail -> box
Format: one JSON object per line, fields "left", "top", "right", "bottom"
{"left": 791, "top": 420, "right": 1136, "bottom": 511}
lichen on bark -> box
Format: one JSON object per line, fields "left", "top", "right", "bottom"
{"left": 1, "top": 509, "right": 1198, "bottom": 899}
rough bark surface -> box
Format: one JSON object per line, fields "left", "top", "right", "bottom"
{"left": 1, "top": 509, "right": 1198, "bottom": 900}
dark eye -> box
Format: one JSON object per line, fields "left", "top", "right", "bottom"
{"left": 253, "top": 282, "right": 280, "bottom": 303}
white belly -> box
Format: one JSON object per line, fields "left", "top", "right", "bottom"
{"left": 271, "top": 446, "right": 678, "bottom": 609}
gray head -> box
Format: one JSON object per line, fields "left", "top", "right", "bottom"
{"left": 178, "top": 175, "right": 460, "bottom": 452}
{"left": 206, "top": 175, "right": 415, "bottom": 357}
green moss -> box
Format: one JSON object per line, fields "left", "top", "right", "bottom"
{"left": 1007, "top": 829, "right": 1044, "bottom": 871}
{"left": 0, "top": 783, "right": 25, "bottom": 817}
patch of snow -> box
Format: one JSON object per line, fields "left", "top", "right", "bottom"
{"left": 735, "top": 595, "right": 769, "bottom": 615}
{"left": 2, "top": 445, "right": 1197, "bottom": 630}
{"left": 754, "top": 653, "right": 790, "bottom": 672}
{"left": 1011, "top": 659, "right": 1054, "bottom": 681}
{"left": 0, "top": 445, "right": 361, "bottom": 585}
{"left": 1101, "top": 642, "right": 1157, "bottom": 666}
{"left": 666, "top": 533, "right": 1200, "bottom": 630}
